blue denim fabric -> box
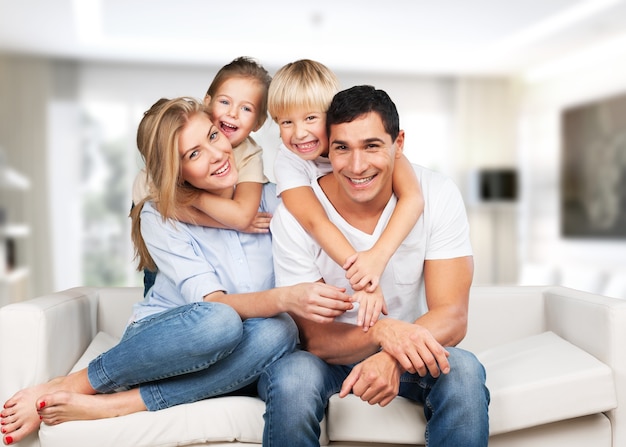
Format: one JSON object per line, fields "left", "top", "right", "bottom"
{"left": 87, "top": 302, "right": 297, "bottom": 411}
{"left": 258, "top": 347, "right": 489, "bottom": 447}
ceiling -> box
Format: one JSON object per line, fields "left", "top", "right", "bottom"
{"left": 2, "top": 0, "right": 626, "bottom": 78}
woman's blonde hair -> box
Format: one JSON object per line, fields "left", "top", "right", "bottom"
{"left": 267, "top": 59, "right": 340, "bottom": 121}
{"left": 130, "top": 97, "right": 208, "bottom": 271}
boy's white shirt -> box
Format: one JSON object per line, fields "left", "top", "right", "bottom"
{"left": 273, "top": 143, "right": 332, "bottom": 196}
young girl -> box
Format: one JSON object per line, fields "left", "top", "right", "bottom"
{"left": 268, "top": 60, "right": 425, "bottom": 331}
{"left": 0, "top": 98, "right": 352, "bottom": 446}
{"left": 132, "top": 56, "right": 272, "bottom": 233}
{"left": 133, "top": 56, "right": 272, "bottom": 294}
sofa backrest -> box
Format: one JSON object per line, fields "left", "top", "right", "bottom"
{"left": 97, "top": 287, "right": 143, "bottom": 338}
{"left": 460, "top": 286, "right": 547, "bottom": 353}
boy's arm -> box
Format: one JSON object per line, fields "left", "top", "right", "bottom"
{"left": 282, "top": 186, "right": 355, "bottom": 268}
{"left": 176, "top": 182, "right": 268, "bottom": 232}
{"left": 346, "top": 155, "right": 424, "bottom": 290}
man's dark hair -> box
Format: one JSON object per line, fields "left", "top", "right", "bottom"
{"left": 326, "top": 85, "right": 400, "bottom": 141}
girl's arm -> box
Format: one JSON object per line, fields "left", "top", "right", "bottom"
{"left": 345, "top": 155, "right": 424, "bottom": 291}
{"left": 175, "top": 182, "right": 269, "bottom": 233}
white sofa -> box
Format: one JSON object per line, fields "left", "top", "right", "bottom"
{"left": 1, "top": 285, "right": 624, "bottom": 447}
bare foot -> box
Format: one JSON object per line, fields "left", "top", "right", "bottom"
{"left": 1, "top": 371, "right": 94, "bottom": 445}
{"left": 38, "top": 389, "right": 146, "bottom": 425}
{"left": 1, "top": 378, "right": 62, "bottom": 445}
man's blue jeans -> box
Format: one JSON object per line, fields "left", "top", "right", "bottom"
{"left": 258, "top": 347, "right": 490, "bottom": 447}
{"left": 87, "top": 302, "right": 297, "bottom": 410}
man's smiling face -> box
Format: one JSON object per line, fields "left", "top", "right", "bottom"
{"left": 328, "top": 111, "right": 404, "bottom": 205}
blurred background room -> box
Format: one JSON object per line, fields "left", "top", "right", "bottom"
{"left": 1, "top": 0, "right": 626, "bottom": 306}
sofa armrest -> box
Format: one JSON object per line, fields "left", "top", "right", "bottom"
{"left": 545, "top": 286, "right": 626, "bottom": 446}
{"left": 544, "top": 286, "right": 626, "bottom": 364}
{"left": 0, "top": 287, "right": 99, "bottom": 405}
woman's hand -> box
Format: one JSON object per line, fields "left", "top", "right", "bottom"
{"left": 281, "top": 282, "right": 354, "bottom": 323}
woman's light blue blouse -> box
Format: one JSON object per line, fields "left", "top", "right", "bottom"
{"left": 130, "top": 183, "right": 279, "bottom": 322}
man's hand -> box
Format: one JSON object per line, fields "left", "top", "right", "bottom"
{"left": 374, "top": 319, "right": 450, "bottom": 377}
{"left": 281, "top": 282, "right": 354, "bottom": 324}
{"left": 339, "top": 350, "right": 402, "bottom": 407}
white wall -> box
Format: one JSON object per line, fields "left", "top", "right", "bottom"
{"left": 518, "top": 54, "right": 626, "bottom": 279}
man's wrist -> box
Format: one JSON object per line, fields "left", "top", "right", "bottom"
{"left": 370, "top": 317, "right": 393, "bottom": 347}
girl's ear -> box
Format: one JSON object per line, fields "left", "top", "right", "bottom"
{"left": 253, "top": 113, "right": 268, "bottom": 132}
{"left": 203, "top": 95, "right": 211, "bottom": 107}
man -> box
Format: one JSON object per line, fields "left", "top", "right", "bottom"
{"left": 259, "top": 85, "right": 490, "bottom": 446}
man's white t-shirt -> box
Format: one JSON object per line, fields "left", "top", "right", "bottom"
{"left": 273, "top": 143, "right": 333, "bottom": 196}
{"left": 270, "top": 164, "right": 472, "bottom": 325}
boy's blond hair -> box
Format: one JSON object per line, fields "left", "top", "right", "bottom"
{"left": 268, "top": 59, "right": 339, "bottom": 122}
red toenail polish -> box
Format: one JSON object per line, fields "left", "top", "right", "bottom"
{"left": 5, "top": 436, "right": 13, "bottom": 445}
{"left": 39, "top": 401, "right": 46, "bottom": 409}
{"left": 1, "top": 428, "right": 5, "bottom": 434}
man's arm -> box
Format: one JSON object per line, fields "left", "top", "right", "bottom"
{"left": 417, "top": 256, "right": 473, "bottom": 346}
{"left": 334, "top": 255, "right": 473, "bottom": 406}
{"left": 299, "top": 256, "right": 473, "bottom": 373}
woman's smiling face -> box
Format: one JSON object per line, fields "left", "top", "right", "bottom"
{"left": 178, "top": 111, "right": 238, "bottom": 193}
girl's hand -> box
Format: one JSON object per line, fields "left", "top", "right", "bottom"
{"left": 242, "top": 212, "right": 272, "bottom": 233}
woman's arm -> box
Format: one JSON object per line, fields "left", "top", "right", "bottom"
{"left": 203, "top": 281, "right": 354, "bottom": 322}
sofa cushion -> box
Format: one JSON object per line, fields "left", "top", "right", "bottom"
{"left": 43, "top": 332, "right": 270, "bottom": 446}
{"left": 326, "top": 331, "right": 616, "bottom": 443}
{"left": 327, "top": 393, "right": 426, "bottom": 444}
{"left": 39, "top": 395, "right": 268, "bottom": 447}
{"left": 49, "top": 330, "right": 617, "bottom": 445}
{"left": 480, "top": 331, "right": 617, "bottom": 435}
{"left": 44, "top": 331, "right": 328, "bottom": 447}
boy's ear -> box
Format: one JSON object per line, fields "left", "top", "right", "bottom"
{"left": 203, "top": 95, "right": 211, "bottom": 106}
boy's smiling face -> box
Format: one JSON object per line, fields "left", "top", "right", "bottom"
{"left": 206, "top": 76, "right": 264, "bottom": 149}
{"left": 276, "top": 108, "right": 328, "bottom": 160}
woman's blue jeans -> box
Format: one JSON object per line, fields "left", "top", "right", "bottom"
{"left": 258, "top": 347, "right": 490, "bottom": 447}
{"left": 87, "top": 302, "right": 297, "bottom": 411}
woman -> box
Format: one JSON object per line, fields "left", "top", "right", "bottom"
{"left": 0, "top": 97, "right": 353, "bottom": 446}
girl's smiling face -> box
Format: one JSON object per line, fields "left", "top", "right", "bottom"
{"left": 206, "top": 76, "right": 264, "bottom": 148}
{"left": 178, "top": 112, "right": 238, "bottom": 193}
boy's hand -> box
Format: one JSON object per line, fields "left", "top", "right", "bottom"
{"left": 343, "top": 250, "right": 385, "bottom": 292}
{"left": 353, "top": 287, "right": 388, "bottom": 332}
